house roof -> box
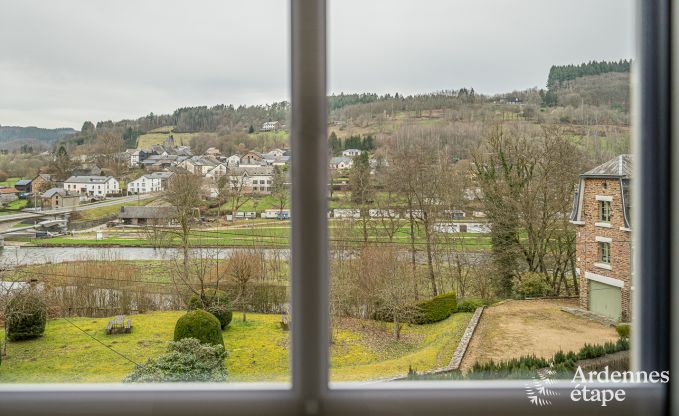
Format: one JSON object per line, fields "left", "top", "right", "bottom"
{"left": 35, "top": 173, "right": 54, "bottom": 181}
{"left": 118, "top": 206, "right": 177, "bottom": 219}
{"left": 15, "top": 179, "right": 32, "bottom": 186}
{"left": 582, "top": 154, "right": 632, "bottom": 178}
{"left": 330, "top": 157, "right": 352, "bottom": 164}
{"left": 228, "top": 166, "right": 274, "bottom": 176}
{"left": 42, "top": 188, "right": 73, "bottom": 198}
{"left": 65, "top": 176, "right": 115, "bottom": 184}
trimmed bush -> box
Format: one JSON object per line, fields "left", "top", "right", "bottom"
{"left": 5, "top": 291, "right": 47, "bottom": 341}
{"left": 413, "top": 292, "right": 457, "bottom": 325}
{"left": 187, "top": 289, "right": 233, "bottom": 329}
{"left": 174, "top": 310, "right": 224, "bottom": 347}
{"left": 456, "top": 298, "right": 485, "bottom": 313}
{"left": 124, "top": 338, "right": 227, "bottom": 382}
{"left": 616, "top": 323, "right": 630, "bottom": 339}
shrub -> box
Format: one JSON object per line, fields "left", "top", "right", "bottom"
{"left": 413, "top": 292, "right": 457, "bottom": 325}
{"left": 174, "top": 310, "right": 224, "bottom": 347}
{"left": 512, "top": 272, "right": 552, "bottom": 298}
{"left": 616, "top": 323, "right": 630, "bottom": 339}
{"left": 5, "top": 291, "right": 47, "bottom": 341}
{"left": 124, "top": 338, "right": 227, "bottom": 382}
{"left": 456, "top": 298, "right": 485, "bottom": 313}
{"left": 187, "top": 289, "right": 233, "bottom": 329}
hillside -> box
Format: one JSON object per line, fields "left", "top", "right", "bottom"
{"left": 0, "top": 125, "right": 77, "bottom": 151}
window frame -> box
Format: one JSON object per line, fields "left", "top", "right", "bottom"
{"left": 0, "top": 0, "right": 672, "bottom": 415}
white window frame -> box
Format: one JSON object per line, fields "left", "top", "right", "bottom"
{"left": 0, "top": 1, "right": 672, "bottom": 415}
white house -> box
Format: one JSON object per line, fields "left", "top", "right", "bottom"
{"left": 262, "top": 121, "right": 281, "bottom": 131}
{"left": 225, "top": 154, "right": 241, "bottom": 167}
{"left": 127, "top": 172, "right": 175, "bottom": 194}
{"left": 125, "top": 149, "right": 146, "bottom": 168}
{"left": 206, "top": 163, "right": 228, "bottom": 179}
{"left": 226, "top": 166, "right": 274, "bottom": 194}
{"left": 342, "top": 149, "right": 362, "bottom": 157}
{"left": 64, "top": 176, "right": 120, "bottom": 196}
{"left": 330, "top": 157, "right": 353, "bottom": 170}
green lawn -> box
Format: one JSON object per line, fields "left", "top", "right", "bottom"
{"left": 0, "top": 311, "right": 471, "bottom": 383}
{"left": 77, "top": 198, "right": 156, "bottom": 221}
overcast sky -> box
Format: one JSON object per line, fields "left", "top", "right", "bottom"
{"left": 0, "top": 0, "right": 633, "bottom": 129}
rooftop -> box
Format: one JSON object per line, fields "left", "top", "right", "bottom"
{"left": 582, "top": 154, "right": 632, "bottom": 178}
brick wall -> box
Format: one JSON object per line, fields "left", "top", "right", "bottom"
{"left": 575, "top": 177, "right": 632, "bottom": 322}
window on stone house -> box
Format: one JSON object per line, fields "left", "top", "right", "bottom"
{"left": 599, "top": 241, "right": 611, "bottom": 264}
{"left": 600, "top": 200, "right": 611, "bottom": 222}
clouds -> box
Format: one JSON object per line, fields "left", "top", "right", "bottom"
{"left": 0, "top": 0, "right": 632, "bottom": 128}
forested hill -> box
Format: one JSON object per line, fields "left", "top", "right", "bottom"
{"left": 0, "top": 125, "right": 77, "bottom": 142}
{"left": 546, "top": 60, "right": 631, "bottom": 90}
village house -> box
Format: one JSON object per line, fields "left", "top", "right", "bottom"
{"left": 31, "top": 173, "right": 56, "bottom": 194}
{"left": 127, "top": 171, "right": 175, "bottom": 194}
{"left": 0, "top": 187, "right": 19, "bottom": 204}
{"left": 125, "top": 149, "right": 148, "bottom": 168}
{"left": 204, "top": 147, "right": 221, "bottom": 157}
{"left": 329, "top": 156, "right": 353, "bottom": 170}
{"left": 118, "top": 206, "right": 177, "bottom": 226}
{"left": 205, "top": 163, "right": 228, "bottom": 179}
{"left": 261, "top": 121, "right": 281, "bottom": 132}
{"left": 226, "top": 166, "right": 274, "bottom": 194}
{"left": 240, "top": 151, "right": 265, "bottom": 166}
{"left": 40, "top": 188, "right": 79, "bottom": 210}
{"left": 14, "top": 179, "right": 32, "bottom": 193}
{"left": 141, "top": 154, "right": 187, "bottom": 170}
{"left": 64, "top": 176, "right": 120, "bottom": 197}
{"left": 225, "top": 154, "right": 241, "bottom": 167}
{"left": 570, "top": 154, "right": 632, "bottom": 322}
{"left": 179, "top": 156, "right": 219, "bottom": 176}
{"left": 342, "top": 148, "right": 362, "bottom": 157}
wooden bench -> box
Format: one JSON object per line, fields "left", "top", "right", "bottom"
{"left": 106, "top": 315, "right": 132, "bottom": 335}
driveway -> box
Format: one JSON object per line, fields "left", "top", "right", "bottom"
{"left": 459, "top": 298, "right": 618, "bottom": 372}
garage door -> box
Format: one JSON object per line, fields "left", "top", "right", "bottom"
{"left": 588, "top": 280, "right": 622, "bottom": 321}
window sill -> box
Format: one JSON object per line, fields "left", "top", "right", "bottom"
{"left": 594, "top": 262, "right": 612, "bottom": 271}
{"left": 595, "top": 222, "right": 612, "bottom": 228}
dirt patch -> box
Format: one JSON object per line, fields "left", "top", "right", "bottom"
{"left": 459, "top": 299, "right": 618, "bottom": 372}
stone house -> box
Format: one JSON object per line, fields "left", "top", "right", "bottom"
{"left": 570, "top": 155, "right": 632, "bottom": 322}
{"left": 41, "top": 188, "right": 79, "bottom": 210}
{"left": 32, "top": 174, "right": 55, "bottom": 194}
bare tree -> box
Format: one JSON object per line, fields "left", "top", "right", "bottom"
{"left": 219, "top": 172, "right": 252, "bottom": 223}
{"left": 228, "top": 249, "right": 261, "bottom": 322}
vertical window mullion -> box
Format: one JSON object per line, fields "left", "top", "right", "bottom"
{"left": 291, "top": 0, "right": 329, "bottom": 413}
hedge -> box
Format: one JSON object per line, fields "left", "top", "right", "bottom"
{"left": 174, "top": 310, "right": 224, "bottom": 347}
{"left": 413, "top": 292, "right": 457, "bottom": 325}
{"left": 187, "top": 289, "right": 233, "bottom": 329}
{"left": 5, "top": 292, "right": 47, "bottom": 341}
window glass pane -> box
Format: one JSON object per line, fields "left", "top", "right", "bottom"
{"left": 328, "top": 0, "right": 634, "bottom": 385}
{"left": 0, "top": 0, "right": 290, "bottom": 384}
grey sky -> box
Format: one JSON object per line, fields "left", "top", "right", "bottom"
{"left": 0, "top": 0, "right": 633, "bottom": 129}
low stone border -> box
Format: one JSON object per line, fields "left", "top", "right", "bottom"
{"left": 386, "top": 306, "right": 485, "bottom": 382}
{"left": 447, "top": 306, "right": 484, "bottom": 370}
{"left": 561, "top": 306, "right": 618, "bottom": 326}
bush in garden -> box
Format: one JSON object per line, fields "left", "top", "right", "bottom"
{"left": 456, "top": 298, "right": 485, "bottom": 313}
{"left": 173, "top": 310, "right": 224, "bottom": 347}
{"left": 5, "top": 291, "right": 47, "bottom": 341}
{"left": 512, "top": 272, "right": 552, "bottom": 298}
{"left": 187, "top": 289, "right": 233, "bottom": 329}
{"left": 616, "top": 323, "right": 630, "bottom": 339}
{"left": 124, "top": 338, "right": 227, "bottom": 382}
{"left": 413, "top": 292, "right": 457, "bottom": 325}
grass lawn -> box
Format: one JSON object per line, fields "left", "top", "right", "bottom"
{"left": 136, "top": 132, "right": 215, "bottom": 149}
{"left": 0, "top": 311, "right": 471, "bottom": 383}
{"left": 0, "top": 177, "right": 21, "bottom": 187}
{"left": 76, "top": 198, "right": 156, "bottom": 222}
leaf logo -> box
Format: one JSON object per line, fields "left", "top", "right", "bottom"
{"left": 525, "top": 366, "right": 559, "bottom": 406}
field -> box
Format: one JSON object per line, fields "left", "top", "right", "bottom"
{"left": 136, "top": 132, "right": 214, "bottom": 149}
{"left": 459, "top": 299, "right": 618, "bottom": 372}
{"left": 0, "top": 311, "right": 471, "bottom": 383}
{"left": 76, "top": 197, "right": 157, "bottom": 222}
{"left": 31, "top": 221, "right": 492, "bottom": 249}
